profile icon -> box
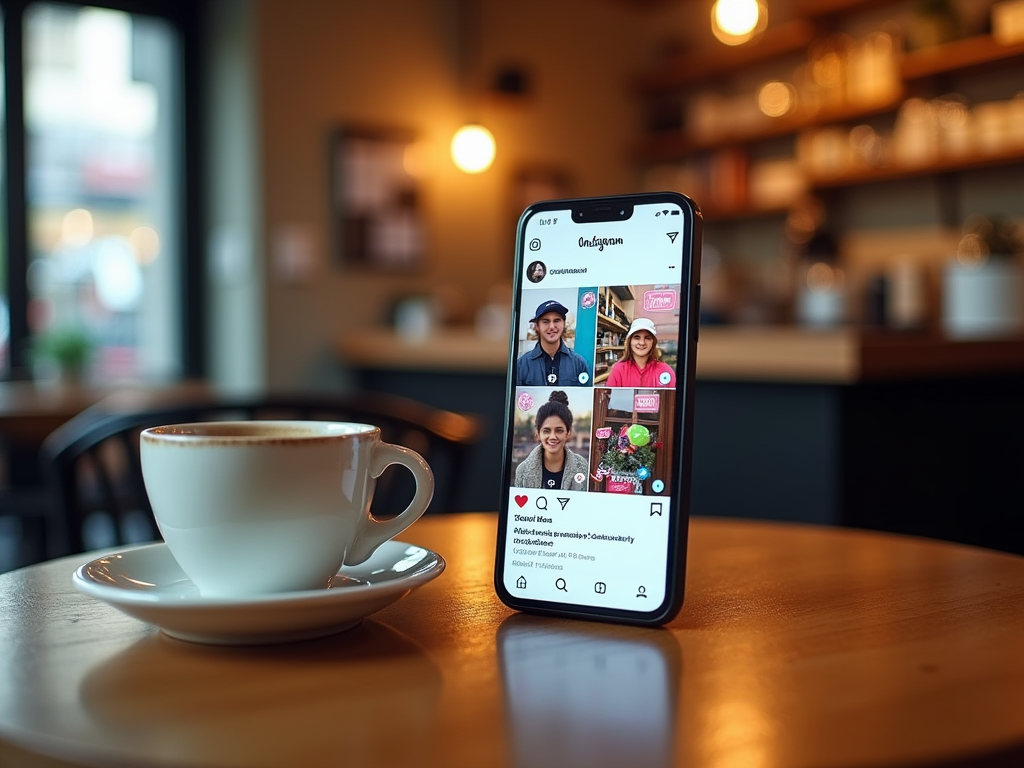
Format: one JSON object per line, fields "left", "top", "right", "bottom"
{"left": 527, "top": 261, "right": 547, "bottom": 283}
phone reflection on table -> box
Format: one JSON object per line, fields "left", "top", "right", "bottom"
{"left": 497, "top": 615, "right": 682, "bottom": 768}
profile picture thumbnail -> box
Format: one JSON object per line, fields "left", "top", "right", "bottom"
{"left": 526, "top": 261, "right": 546, "bottom": 283}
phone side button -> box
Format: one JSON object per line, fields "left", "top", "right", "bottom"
{"left": 693, "top": 284, "right": 701, "bottom": 343}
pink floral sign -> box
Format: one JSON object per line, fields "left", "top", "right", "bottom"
{"left": 644, "top": 289, "right": 677, "bottom": 312}
{"left": 634, "top": 393, "right": 660, "bottom": 413}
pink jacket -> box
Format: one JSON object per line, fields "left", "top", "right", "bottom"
{"left": 606, "top": 359, "right": 676, "bottom": 388}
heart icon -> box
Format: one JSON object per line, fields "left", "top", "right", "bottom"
{"left": 514, "top": 495, "right": 528, "bottom": 508}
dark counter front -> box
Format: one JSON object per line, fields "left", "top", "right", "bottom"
{"left": 337, "top": 328, "right": 1024, "bottom": 553}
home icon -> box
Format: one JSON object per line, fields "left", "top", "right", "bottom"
{"left": 516, "top": 576, "right": 527, "bottom": 589}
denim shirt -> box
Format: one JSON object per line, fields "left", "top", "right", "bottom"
{"left": 515, "top": 341, "right": 592, "bottom": 387}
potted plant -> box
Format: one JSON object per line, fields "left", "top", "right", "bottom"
{"left": 30, "top": 326, "right": 93, "bottom": 383}
{"left": 943, "top": 214, "right": 1024, "bottom": 338}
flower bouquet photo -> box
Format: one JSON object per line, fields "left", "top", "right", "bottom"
{"left": 592, "top": 424, "right": 661, "bottom": 494}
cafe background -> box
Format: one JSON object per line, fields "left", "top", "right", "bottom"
{"left": 2, "top": 0, "right": 1023, "bottom": 570}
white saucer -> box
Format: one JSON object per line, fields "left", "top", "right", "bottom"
{"left": 73, "top": 540, "right": 445, "bottom": 645}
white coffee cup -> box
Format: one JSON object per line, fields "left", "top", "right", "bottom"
{"left": 140, "top": 421, "right": 434, "bottom": 597}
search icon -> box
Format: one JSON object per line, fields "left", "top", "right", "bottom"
{"left": 535, "top": 497, "right": 548, "bottom": 511}
{"left": 555, "top": 578, "right": 568, "bottom": 592}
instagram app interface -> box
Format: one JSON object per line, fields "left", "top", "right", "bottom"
{"left": 503, "top": 201, "right": 691, "bottom": 613}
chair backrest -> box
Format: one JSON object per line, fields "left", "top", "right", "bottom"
{"left": 40, "top": 391, "right": 482, "bottom": 558}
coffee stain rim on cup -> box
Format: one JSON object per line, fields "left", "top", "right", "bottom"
{"left": 141, "top": 420, "right": 380, "bottom": 446}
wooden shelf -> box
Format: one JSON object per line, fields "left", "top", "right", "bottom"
{"left": 809, "top": 144, "right": 1024, "bottom": 189}
{"left": 901, "top": 35, "right": 1024, "bottom": 80}
{"left": 696, "top": 146, "right": 1024, "bottom": 219}
{"left": 634, "top": 19, "right": 817, "bottom": 94}
{"left": 598, "top": 316, "right": 629, "bottom": 333}
{"left": 634, "top": 8, "right": 1024, "bottom": 224}
{"left": 637, "top": 34, "right": 1024, "bottom": 161}
{"left": 681, "top": 145, "right": 1024, "bottom": 223}
{"left": 630, "top": 3, "right": 1009, "bottom": 95}
{"left": 793, "top": 0, "right": 896, "bottom": 19}
{"left": 638, "top": 35, "right": 1024, "bottom": 161}
{"left": 637, "top": 95, "right": 903, "bottom": 162}
{"left": 634, "top": 18, "right": 1024, "bottom": 95}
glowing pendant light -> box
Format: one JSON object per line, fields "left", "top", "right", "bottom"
{"left": 451, "top": 123, "right": 495, "bottom": 174}
{"left": 711, "top": 0, "right": 767, "bottom": 46}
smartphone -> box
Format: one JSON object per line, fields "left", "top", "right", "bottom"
{"left": 494, "top": 191, "right": 702, "bottom": 625}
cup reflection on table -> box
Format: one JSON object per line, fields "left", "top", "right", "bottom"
{"left": 78, "top": 621, "right": 442, "bottom": 766}
{"left": 497, "top": 615, "right": 682, "bottom": 768}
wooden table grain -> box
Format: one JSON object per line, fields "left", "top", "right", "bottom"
{"left": 1, "top": 513, "right": 1023, "bottom": 768}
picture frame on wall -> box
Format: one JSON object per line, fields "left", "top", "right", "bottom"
{"left": 330, "top": 125, "right": 425, "bottom": 271}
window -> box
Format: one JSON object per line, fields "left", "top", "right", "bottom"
{"left": 1, "top": 0, "right": 201, "bottom": 382}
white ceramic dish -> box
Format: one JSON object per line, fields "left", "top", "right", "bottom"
{"left": 73, "top": 540, "right": 444, "bottom": 645}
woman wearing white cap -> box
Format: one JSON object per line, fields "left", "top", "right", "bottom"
{"left": 606, "top": 317, "right": 676, "bottom": 388}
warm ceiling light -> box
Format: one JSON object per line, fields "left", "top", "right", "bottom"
{"left": 711, "top": 0, "right": 767, "bottom": 46}
{"left": 451, "top": 124, "right": 495, "bottom": 174}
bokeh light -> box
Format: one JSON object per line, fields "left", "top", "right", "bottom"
{"left": 451, "top": 124, "right": 496, "bottom": 174}
{"left": 711, "top": 0, "right": 766, "bottom": 45}
{"left": 758, "top": 81, "right": 797, "bottom": 118}
{"left": 130, "top": 225, "right": 161, "bottom": 265}
{"left": 61, "top": 208, "right": 94, "bottom": 248}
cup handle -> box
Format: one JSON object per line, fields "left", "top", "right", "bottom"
{"left": 344, "top": 442, "right": 435, "bottom": 566}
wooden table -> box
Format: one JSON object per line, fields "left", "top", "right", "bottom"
{"left": 0, "top": 380, "right": 213, "bottom": 445}
{"left": 1, "top": 513, "right": 1023, "bottom": 768}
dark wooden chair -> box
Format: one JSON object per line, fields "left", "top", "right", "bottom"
{"left": 39, "top": 391, "right": 482, "bottom": 558}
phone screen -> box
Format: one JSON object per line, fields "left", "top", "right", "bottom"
{"left": 495, "top": 192, "right": 701, "bottom": 624}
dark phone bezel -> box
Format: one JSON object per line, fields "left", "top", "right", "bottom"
{"left": 493, "top": 191, "right": 703, "bottom": 626}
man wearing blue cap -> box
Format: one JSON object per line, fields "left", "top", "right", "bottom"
{"left": 516, "top": 299, "right": 592, "bottom": 387}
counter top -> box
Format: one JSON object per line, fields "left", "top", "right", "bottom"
{"left": 696, "top": 326, "right": 1024, "bottom": 382}
{"left": 337, "top": 328, "right": 508, "bottom": 375}
{"left": 336, "top": 327, "right": 1024, "bottom": 384}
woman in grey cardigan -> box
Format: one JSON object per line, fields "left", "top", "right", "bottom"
{"left": 514, "top": 390, "right": 589, "bottom": 491}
